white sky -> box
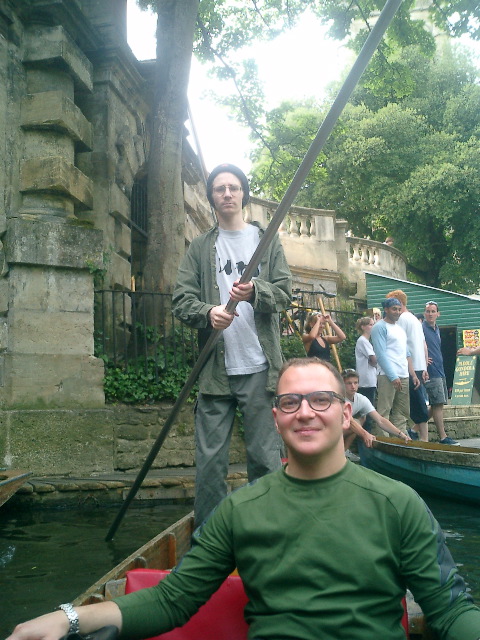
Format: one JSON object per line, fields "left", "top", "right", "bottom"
{"left": 126, "top": 1, "right": 352, "bottom": 173}
{"left": 126, "top": 1, "right": 479, "bottom": 174}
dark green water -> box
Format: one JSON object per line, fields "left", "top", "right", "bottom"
{"left": 0, "top": 496, "right": 478, "bottom": 638}
{"left": 0, "top": 503, "right": 191, "bottom": 638}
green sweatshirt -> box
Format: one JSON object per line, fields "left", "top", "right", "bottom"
{"left": 115, "top": 463, "right": 480, "bottom": 639}
{"left": 171, "top": 223, "right": 292, "bottom": 395}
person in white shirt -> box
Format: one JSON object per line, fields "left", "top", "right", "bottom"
{"left": 355, "top": 316, "right": 377, "bottom": 433}
{"left": 386, "top": 290, "right": 429, "bottom": 441}
{"left": 342, "top": 369, "right": 411, "bottom": 445}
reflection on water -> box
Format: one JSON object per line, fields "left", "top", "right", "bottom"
{"left": 0, "top": 495, "right": 478, "bottom": 637}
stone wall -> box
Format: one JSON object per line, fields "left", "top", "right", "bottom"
{"left": 2, "top": 402, "right": 479, "bottom": 476}
{"left": 0, "top": 1, "right": 114, "bottom": 408}
{"left": 1, "top": 404, "right": 247, "bottom": 475}
{"left": 0, "top": 0, "right": 158, "bottom": 409}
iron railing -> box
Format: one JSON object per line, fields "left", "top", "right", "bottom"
{"left": 94, "top": 290, "right": 199, "bottom": 376}
{"left": 94, "top": 290, "right": 362, "bottom": 377}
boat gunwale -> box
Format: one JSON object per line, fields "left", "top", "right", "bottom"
{"left": 74, "top": 511, "right": 194, "bottom": 606}
{"left": 372, "top": 437, "right": 480, "bottom": 467}
{"left": 0, "top": 469, "right": 33, "bottom": 507}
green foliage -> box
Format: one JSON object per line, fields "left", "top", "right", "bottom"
{"left": 86, "top": 248, "right": 112, "bottom": 288}
{"left": 250, "top": 46, "right": 480, "bottom": 292}
{"left": 314, "top": 0, "right": 479, "bottom": 43}
{"left": 96, "top": 323, "right": 199, "bottom": 404}
{"left": 280, "top": 335, "right": 306, "bottom": 360}
{"left": 172, "top": 1, "right": 478, "bottom": 145}
{"left": 103, "top": 360, "right": 197, "bottom": 405}
{"left": 336, "top": 328, "right": 357, "bottom": 371}
{"left": 250, "top": 100, "right": 328, "bottom": 203}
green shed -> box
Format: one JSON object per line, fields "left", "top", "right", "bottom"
{"left": 365, "top": 272, "right": 480, "bottom": 390}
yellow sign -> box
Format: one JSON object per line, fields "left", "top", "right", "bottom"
{"left": 462, "top": 329, "right": 480, "bottom": 349}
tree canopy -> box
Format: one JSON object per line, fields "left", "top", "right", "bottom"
{"left": 250, "top": 46, "right": 480, "bottom": 292}
{"left": 134, "top": 0, "right": 480, "bottom": 293}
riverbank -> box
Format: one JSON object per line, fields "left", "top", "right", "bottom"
{"left": 8, "top": 437, "right": 480, "bottom": 509}
{"left": 8, "top": 463, "right": 248, "bottom": 509}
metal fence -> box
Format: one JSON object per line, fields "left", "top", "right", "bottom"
{"left": 94, "top": 290, "right": 362, "bottom": 377}
{"left": 94, "top": 290, "right": 199, "bottom": 376}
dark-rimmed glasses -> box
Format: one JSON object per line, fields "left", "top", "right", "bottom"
{"left": 212, "top": 184, "right": 242, "bottom": 195}
{"left": 274, "top": 391, "right": 345, "bottom": 413}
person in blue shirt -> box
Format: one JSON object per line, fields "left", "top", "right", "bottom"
{"left": 370, "top": 298, "right": 419, "bottom": 434}
{"left": 423, "top": 301, "right": 459, "bottom": 445}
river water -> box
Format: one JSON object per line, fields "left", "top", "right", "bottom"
{"left": 0, "top": 496, "right": 479, "bottom": 638}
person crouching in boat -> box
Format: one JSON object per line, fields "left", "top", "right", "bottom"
{"left": 6, "top": 358, "right": 480, "bottom": 640}
{"left": 342, "top": 368, "right": 411, "bottom": 454}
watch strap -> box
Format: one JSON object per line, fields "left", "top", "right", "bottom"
{"left": 59, "top": 603, "right": 80, "bottom": 634}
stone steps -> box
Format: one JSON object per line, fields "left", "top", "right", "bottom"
{"left": 425, "top": 405, "right": 480, "bottom": 440}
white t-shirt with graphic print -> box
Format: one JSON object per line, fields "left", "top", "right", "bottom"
{"left": 215, "top": 225, "right": 267, "bottom": 376}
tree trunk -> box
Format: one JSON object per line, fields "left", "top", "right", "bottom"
{"left": 143, "top": 0, "right": 199, "bottom": 298}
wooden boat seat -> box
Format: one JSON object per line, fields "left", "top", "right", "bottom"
{"left": 125, "top": 568, "right": 409, "bottom": 639}
{"left": 125, "top": 568, "right": 249, "bottom": 640}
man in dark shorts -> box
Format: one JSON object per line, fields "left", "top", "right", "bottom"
{"left": 423, "top": 301, "right": 459, "bottom": 445}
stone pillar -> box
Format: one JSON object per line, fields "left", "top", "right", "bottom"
{"left": 0, "top": 20, "right": 104, "bottom": 408}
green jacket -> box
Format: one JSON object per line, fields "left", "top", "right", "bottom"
{"left": 172, "top": 223, "right": 292, "bottom": 395}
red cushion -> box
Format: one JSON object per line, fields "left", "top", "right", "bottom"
{"left": 126, "top": 568, "right": 409, "bottom": 639}
{"left": 125, "top": 568, "right": 249, "bottom": 640}
{"left": 401, "top": 596, "right": 409, "bottom": 639}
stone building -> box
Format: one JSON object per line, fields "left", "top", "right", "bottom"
{"left": 0, "top": 0, "right": 407, "bottom": 474}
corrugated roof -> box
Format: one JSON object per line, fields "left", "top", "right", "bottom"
{"left": 365, "top": 273, "right": 480, "bottom": 339}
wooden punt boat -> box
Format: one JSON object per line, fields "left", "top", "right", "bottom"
{"left": 75, "top": 511, "right": 195, "bottom": 605}
{"left": 358, "top": 437, "right": 480, "bottom": 505}
{"left": 74, "top": 510, "right": 427, "bottom": 638}
{"left": 0, "top": 469, "right": 32, "bottom": 508}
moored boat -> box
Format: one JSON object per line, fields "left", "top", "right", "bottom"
{"left": 74, "top": 510, "right": 427, "bottom": 638}
{"left": 358, "top": 436, "right": 480, "bottom": 505}
{"left": 0, "top": 469, "right": 32, "bottom": 508}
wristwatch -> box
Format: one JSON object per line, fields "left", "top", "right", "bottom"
{"left": 58, "top": 603, "right": 80, "bottom": 634}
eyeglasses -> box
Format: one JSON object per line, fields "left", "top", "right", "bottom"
{"left": 212, "top": 184, "right": 242, "bottom": 195}
{"left": 274, "top": 391, "right": 345, "bottom": 413}
{"left": 425, "top": 301, "right": 438, "bottom": 308}
{"left": 341, "top": 369, "right": 357, "bottom": 377}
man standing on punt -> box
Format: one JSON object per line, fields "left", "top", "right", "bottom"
{"left": 7, "top": 358, "right": 480, "bottom": 639}
{"left": 172, "top": 163, "right": 292, "bottom": 527}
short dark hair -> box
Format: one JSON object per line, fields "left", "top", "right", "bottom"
{"left": 277, "top": 357, "right": 345, "bottom": 396}
{"left": 425, "top": 300, "right": 439, "bottom": 310}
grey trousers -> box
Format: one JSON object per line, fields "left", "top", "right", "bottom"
{"left": 194, "top": 368, "right": 281, "bottom": 527}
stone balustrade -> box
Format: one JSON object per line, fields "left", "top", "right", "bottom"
{"left": 241, "top": 196, "right": 408, "bottom": 297}
{"left": 246, "top": 198, "right": 340, "bottom": 282}
{"left": 346, "top": 237, "right": 407, "bottom": 298}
